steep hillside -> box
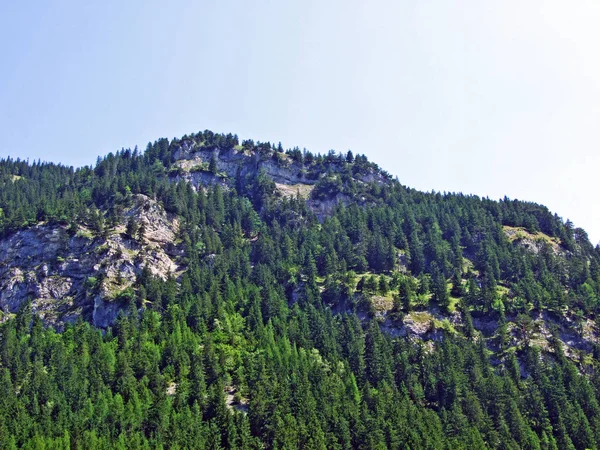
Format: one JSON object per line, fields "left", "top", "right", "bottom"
{"left": 0, "top": 194, "right": 180, "bottom": 328}
{"left": 1, "top": 130, "right": 600, "bottom": 449}
{"left": 166, "top": 133, "right": 392, "bottom": 219}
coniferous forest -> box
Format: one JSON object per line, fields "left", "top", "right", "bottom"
{"left": 2, "top": 131, "right": 600, "bottom": 449}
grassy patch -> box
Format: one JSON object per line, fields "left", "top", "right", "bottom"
{"left": 448, "top": 296, "right": 461, "bottom": 313}
{"left": 414, "top": 293, "right": 432, "bottom": 308}
{"left": 76, "top": 228, "right": 94, "bottom": 240}
{"left": 503, "top": 225, "right": 561, "bottom": 247}
{"left": 462, "top": 257, "right": 479, "bottom": 276}
{"left": 122, "top": 248, "right": 139, "bottom": 259}
{"left": 370, "top": 295, "right": 393, "bottom": 313}
{"left": 95, "top": 243, "right": 109, "bottom": 255}
{"left": 410, "top": 311, "right": 434, "bottom": 324}
{"left": 190, "top": 163, "right": 208, "bottom": 172}
{"left": 433, "top": 318, "right": 456, "bottom": 334}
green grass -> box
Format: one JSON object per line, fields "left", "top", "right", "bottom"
{"left": 122, "top": 248, "right": 139, "bottom": 258}
{"left": 94, "top": 243, "right": 109, "bottom": 255}
{"left": 190, "top": 163, "right": 208, "bottom": 172}
{"left": 462, "top": 257, "right": 477, "bottom": 274}
{"left": 434, "top": 318, "right": 456, "bottom": 334}
{"left": 76, "top": 228, "right": 94, "bottom": 240}
{"left": 370, "top": 295, "right": 393, "bottom": 313}
{"left": 448, "top": 295, "right": 461, "bottom": 313}
{"left": 410, "top": 311, "right": 434, "bottom": 324}
{"left": 503, "top": 225, "right": 561, "bottom": 246}
{"left": 414, "top": 293, "right": 432, "bottom": 308}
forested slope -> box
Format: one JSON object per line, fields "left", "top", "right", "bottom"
{"left": 1, "top": 130, "right": 600, "bottom": 449}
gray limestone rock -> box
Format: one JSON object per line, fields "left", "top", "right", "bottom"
{"left": 0, "top": 194, "right": 180, "bottom": 328}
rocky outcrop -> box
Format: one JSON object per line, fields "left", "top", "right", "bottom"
{"left": 169, "top": 141, "right": 390, "bottom": 219}
{"left": 503, "top": 226, "right": 565, "bottom": 256}
{"left": 93, "top": 296, "right": 128, "bottom": 329}
{"left": 307, "top": 194, "right": 353, "bottom": 221}
{"left": 171, "top": 146, "right": 312, "bottom": 188}
{"left": 0, "top": 227, "right": 92, "bottom": 322}
{"left": 0, "top": 194, "right": 181, "bottom": 328}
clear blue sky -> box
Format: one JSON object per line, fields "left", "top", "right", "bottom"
{"left": 2, "top": 1, "right": 599, "bottom": 243}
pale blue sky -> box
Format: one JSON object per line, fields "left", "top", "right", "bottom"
{"left": 1, "top": 1, "right": 599, "bottom": 243}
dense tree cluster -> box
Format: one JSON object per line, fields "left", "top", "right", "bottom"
{"left": 1, "top": 131, "right": 600, "bottom": 448}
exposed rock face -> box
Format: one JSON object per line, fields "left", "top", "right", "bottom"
{"left": 0, "top": 195, "right": 180, "bottom": 328}
{"left": 0, "top": 226, "right": 92, "bottom": 325}
{"left": 93, "top": 296, "right": 127, "bottom": 329}
{"left": 503, "top": 226, "right": 565, "bottom": 256}
{"left": 378, "top": 309, "right": 458, "bottom": 342}
{"left": 169, "top": 141, "right": 390, "bottom": 219}
{"left": 171, "top": 146, "right": 312, "bottom": 188}
{"left": 307, "top": 194, "right": 353, "bottom": 221}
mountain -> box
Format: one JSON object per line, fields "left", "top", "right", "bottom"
{"left": 1, "top": 130, "right": 600, "bottom": 449}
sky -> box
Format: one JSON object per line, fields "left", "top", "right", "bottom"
{"left": 1, "top": 1, "right": 599, "bottom": 243}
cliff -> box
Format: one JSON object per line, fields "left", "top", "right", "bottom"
{"left": 0, "top": 194, "right": 180, "bottom": 328}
